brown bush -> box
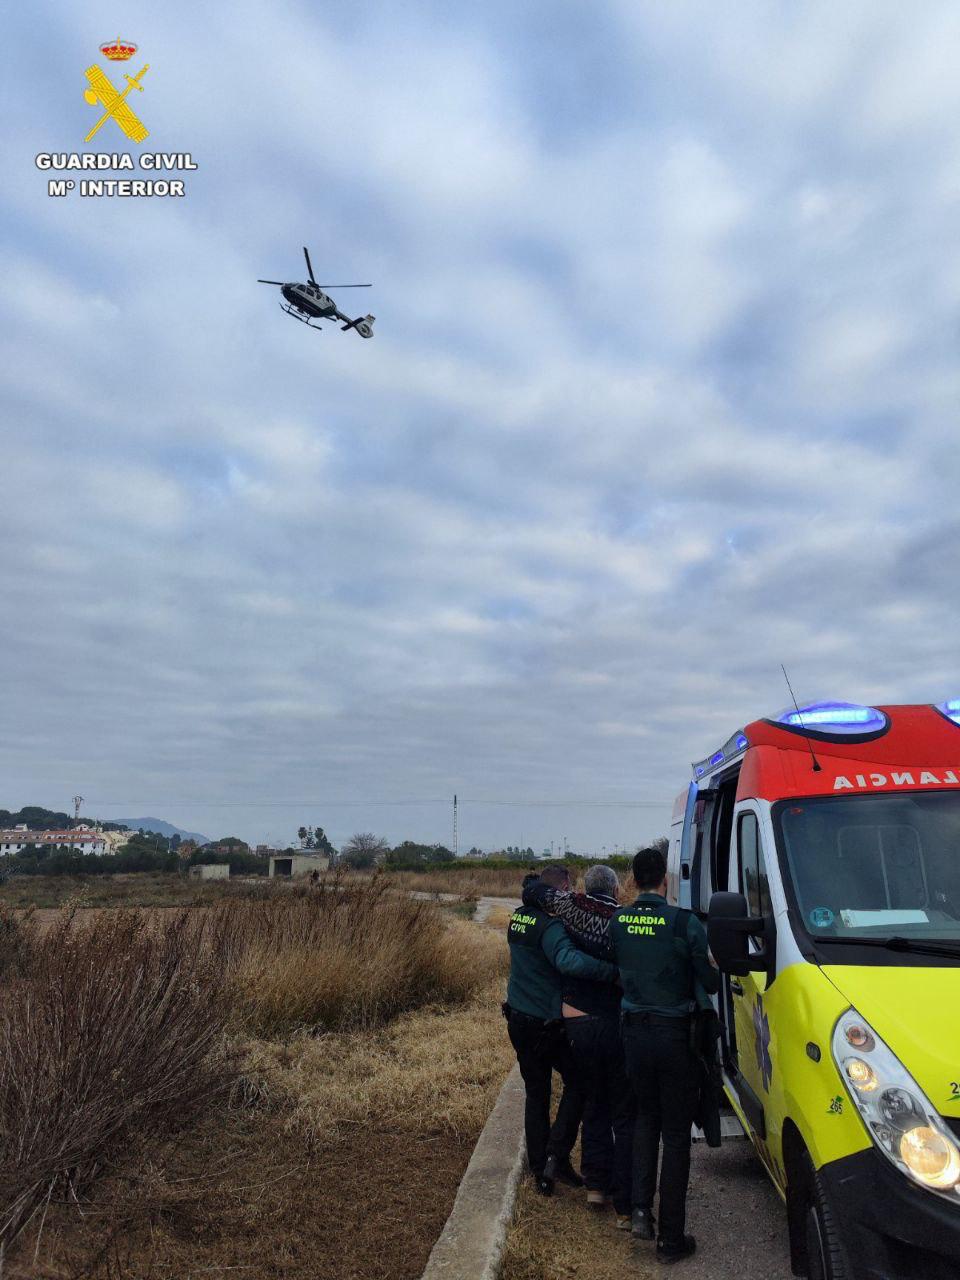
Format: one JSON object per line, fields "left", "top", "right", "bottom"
{"left": 0, "top": 910, "right": 231, "bottom": 1249}
{"left": 0, "top": 906, "right": 35, "bottom": 979}
{"left": 0, "top": 878, "right": 506, "bottom": 1259}
{"left": 208, "top": 876, "right": 506, "bottom": 1036}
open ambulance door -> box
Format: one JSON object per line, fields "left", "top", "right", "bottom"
{"left": 687, "top": 771, "right": 751, "bottom": 1112}
{"left": 718, "top": 801, "right": 774, "bottom": 1142}
{"left": 689, "top": 770, "right": 738, "bottom": 920}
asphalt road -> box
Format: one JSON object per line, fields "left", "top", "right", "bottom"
{"left": 680, "top": 1136, "right": 793, "bottom": 1280}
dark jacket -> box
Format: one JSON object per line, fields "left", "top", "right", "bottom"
{"left": 506, "top": 905, "right": 618, "bottom": 1020}
{"left": 608, "top": 893, "right": 719, "bottom": 1016}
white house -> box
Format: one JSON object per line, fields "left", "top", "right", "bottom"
{"left": 0, "top": 824, "right": 108, "bottom": 855}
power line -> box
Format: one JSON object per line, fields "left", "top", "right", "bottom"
{"left": 86, "top": 796, "right": 672, "bottom": 809}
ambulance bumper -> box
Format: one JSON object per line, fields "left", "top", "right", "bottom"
{"left": 821, "top": 1147, "right": 960, "bottom": 1279}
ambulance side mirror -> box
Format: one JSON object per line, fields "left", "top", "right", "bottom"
{"left": 708, "top": 892, "right": 769, "bottom": 976}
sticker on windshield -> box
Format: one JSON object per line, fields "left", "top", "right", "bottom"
{"left": 839, "top": 909, "right": 928, "bottom": 928}
{"left": 809, "top": 906, "right": 835, "bottom": 929}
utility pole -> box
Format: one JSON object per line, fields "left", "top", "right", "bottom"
{"left": 73, "top": 795, "right": 84, "bottom": 823}
{"left": 453, "top": 794, "right": 459, "bottom": 858}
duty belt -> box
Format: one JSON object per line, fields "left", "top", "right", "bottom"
{"left": 622, "top": 1010, "right": 692, "bottom": 1026}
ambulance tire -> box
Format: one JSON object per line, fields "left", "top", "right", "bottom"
{"left": 803, "top": 1164, "right": 847, "bottom": 1280}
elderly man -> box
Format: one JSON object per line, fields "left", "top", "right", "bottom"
{"left": 523, "top": 864, "right": 635, "bottom": 1229}
{"left": 505, "top": 864, "right": 619, "bottom": 1195}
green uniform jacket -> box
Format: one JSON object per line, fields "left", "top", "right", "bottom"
{"left": 506, "top": 905, "right": 618, "bottom": 1020}
{"left": 608, "top": 892, "right": 719, "bottom": 1016}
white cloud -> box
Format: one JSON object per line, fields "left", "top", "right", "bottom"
{"left": 2, "top": 0, "right": 960, "bottom": 848}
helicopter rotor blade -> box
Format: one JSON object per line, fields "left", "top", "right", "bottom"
{"left": 303, "top": 246, "right": 317, "bottom": 284}
{"left": 257, "top": 279, "right": 285, "bottom": 285}
{"left": 318, "top": 283, "right": 373, "bottom": 288}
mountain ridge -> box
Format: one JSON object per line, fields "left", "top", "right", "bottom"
{"left": 113, "top": 818, "right": 212, "bottom": 845}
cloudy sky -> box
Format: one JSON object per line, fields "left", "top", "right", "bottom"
{"left": 2, "top": 1, "right": 959, "bottom": 850}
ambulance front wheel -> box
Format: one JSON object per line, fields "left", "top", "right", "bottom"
{"left": 803, "top": 1164, "right": 848, "bottom": 1280}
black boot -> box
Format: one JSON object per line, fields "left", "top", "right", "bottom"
{"left": 534, "top": 1166, "right": 554, "bottom": 1196}
{"left": 631, "top": 1208, "right": 656, "bottom": 1240}
{"left": 656, "top": 1234, "right": 696, "bottom": 1264}
{"left": 543, "top": 1154, "right": 584, "bottom": 1188}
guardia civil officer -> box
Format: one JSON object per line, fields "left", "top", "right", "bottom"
{"left": 504, "top": 864, "right": 619, "bottom": 1195}
{"left": 609, "top": 846, "right": 719, "bottom": 1264}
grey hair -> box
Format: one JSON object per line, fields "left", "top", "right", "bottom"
{"left": 584, "top": 864, "right": 619, "bottom": 898}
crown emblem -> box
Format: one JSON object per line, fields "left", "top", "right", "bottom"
{"left": 99, "top": 36, "right": 138, "bottom": 61}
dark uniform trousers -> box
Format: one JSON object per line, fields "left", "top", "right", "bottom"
{"left": 566, "top": 1014, "right": 636, "bottom": 1213}
{"left": 622, "top": 1012, "right": 700, "bottom": 1243}
{"left": 507, "top": 1009, "right": 585, "bottom": 1175}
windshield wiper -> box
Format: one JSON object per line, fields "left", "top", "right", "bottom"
{"left": 819, "top": 935, "right": 960, "bottom": 959}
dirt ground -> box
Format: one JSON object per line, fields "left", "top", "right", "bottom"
{"left": 14, "top": 1105, "right": 475, "bottom": 1280}
{"left": 2, "top": 903, "right": 513, "bottom": 1279}
{"left": 502, "top": 1135, "right": 793, "bottom": 1280}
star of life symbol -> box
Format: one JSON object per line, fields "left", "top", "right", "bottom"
{"left": 83, "top": 62, "right": 150, "bottom": 143}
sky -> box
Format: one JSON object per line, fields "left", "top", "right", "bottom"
{"left": 2, "top": 1, "right": 960, "bottom": 852}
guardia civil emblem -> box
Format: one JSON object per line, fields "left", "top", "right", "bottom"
{"left": 83, "top": 38, "right": 149, "bottom": 143}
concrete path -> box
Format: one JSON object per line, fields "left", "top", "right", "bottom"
{"left": 473, "top": 895, "right": 521, "bottom": 923}
{"left": 407, "top": 890, "right": 522, "bottom": 921}
{"left": 407, "top": 891, "right": 521, "bottom": 924}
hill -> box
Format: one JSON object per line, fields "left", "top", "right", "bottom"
{"left": 113, "top": 818, "right": 212, "bottom": 844}
{"left": 0, "top": 806, "right": 127, "bottom": 832}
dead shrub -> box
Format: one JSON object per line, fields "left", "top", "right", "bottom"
{"left": 0, "top": 910, "right": 231, "bottom": 1250}
{"left": 0, "top": 906, "right": 35, "bottom": 979}
{"left": 0, "top": 877, "right": 508, "bottom": 1262}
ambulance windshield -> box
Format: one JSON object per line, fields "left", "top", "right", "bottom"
{"left": 777, "top": 792, "right": 960, "bottom": 943}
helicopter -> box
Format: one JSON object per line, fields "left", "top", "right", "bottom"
{"left": 258, "top": 247, "right": 375, "bottom": 337}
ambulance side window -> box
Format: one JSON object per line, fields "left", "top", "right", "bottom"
{"left": 739, "top": 812, "right": 771, "bottom": 919}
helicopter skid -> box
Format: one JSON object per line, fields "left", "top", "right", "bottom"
{"left": 279, "top": 301, "right": 324, "bottom": 330}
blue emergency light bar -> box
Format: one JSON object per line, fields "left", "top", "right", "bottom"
{"left": 936, "top": 700, "right": 960, "bottom": 727}
{"left": 692, "top": 729, "right": 750, "bottom": 781}
{"left": 775, "top": 700, "right": 887, "bottom": 736}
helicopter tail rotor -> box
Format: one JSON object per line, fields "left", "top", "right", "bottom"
{"left": 341, "top": 313, "right": 375, "bottom": 338}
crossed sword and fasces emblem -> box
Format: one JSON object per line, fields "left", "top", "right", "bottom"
{"left": 83, "top": 63, "right": 150, "bottom": 143}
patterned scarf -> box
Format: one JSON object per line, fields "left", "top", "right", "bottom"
{"left": 521, "top": 883, "right": 617, "bottom": 960}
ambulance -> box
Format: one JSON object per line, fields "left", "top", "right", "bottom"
{"left": 667, "top": 701, "right": 960, "bottom": 1279}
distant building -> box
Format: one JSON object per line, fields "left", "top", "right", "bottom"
{"left": 99, "top": 829, "right": 132, "bottom": 853}
{"left": 269, "top": 852, "right": 329, "bottom": 878}
{"left": 0, "top": 824, "right": 107, "bottom": 855}
{"left": 205, "top": 840, "right": 249, "bottom": 858}
{"left": 188, "top": 863, "right": 230, "bottom": 881}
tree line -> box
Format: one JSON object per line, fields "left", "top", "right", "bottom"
{"left": 0, "top": 807, "right": 668, "bottom": 879}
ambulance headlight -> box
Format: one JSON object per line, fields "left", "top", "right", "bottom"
{"left": 900, "top": 1126, "right": 960, "bottom": 1188}
{"left": 844, "top": 1058, "right": 878, "bottom": 1092}
{"left": 832, "top": 1009, "right": 960, "bottom": 1195}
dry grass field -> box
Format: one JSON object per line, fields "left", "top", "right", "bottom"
{"left": 371, "top": 865, "right": 533, "bottom": 898}
{"left": 0, "top": 880, "right": 513, "bottom": 1279}
{"left": 0, "top": 871, "right": 258, "bottom": 910}
{"left": 379, "top": 865, "right": 632, "bottom": 901}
